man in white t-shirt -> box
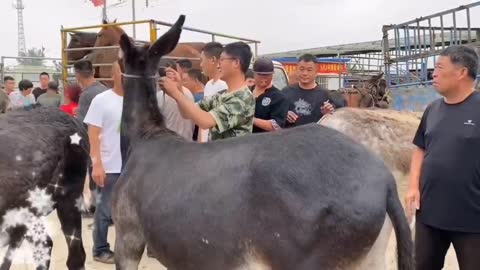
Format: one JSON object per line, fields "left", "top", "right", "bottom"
{"left": 157, "top": 60, "right": 195, "bottom": 141}
{"left": 199, "top": 42, "right": 228, "bottom": 142}
{"left": 157, "top": 87, "right": 195, "bottom": 141}
{"left": 84, "top": 61, "right": 124, "bottom": 264}
{"left": 157, "top": 89, "right": 195, "bottom": 141}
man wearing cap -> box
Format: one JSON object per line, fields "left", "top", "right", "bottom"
{"left": 251, "top": 58, "right": 289, "bottom": 133}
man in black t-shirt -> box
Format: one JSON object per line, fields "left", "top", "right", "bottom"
{"left": 251, "top": 58, "right": 289, "bottom": 133}
{"left": 282, "top": 54, "right": 344, "bottom": 127}
{"left": 32, "top": 72, "right": 50, "bottom": 100}
{"left": 407, "top": 45, "right": 480, "bottom": 270}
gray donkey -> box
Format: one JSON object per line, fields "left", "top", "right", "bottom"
{"left": 112, "top": 15, "right": 414, "bottom": 270}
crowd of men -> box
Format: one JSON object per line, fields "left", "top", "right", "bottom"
{"left": 80, "top": 41, "right": 343, "bottom": 263}
{"left": 0, "top": 72, "right": 81, "bottom": 115}
{"left": 1, "top": 41, "right": 344, "bottom": 264}
{"left": 1, "top": 41, "right": 479, "bottom": 269}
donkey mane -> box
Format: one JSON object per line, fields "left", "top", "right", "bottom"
{"left": 137, "top": 88, "right": 169, "bottom": 139}
{"left": 122, "top": 71, "right": 169, "bottom": 140}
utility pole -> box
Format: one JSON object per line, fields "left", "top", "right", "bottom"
{"left": 99, "top": 0, "right": 136, "bottom": 38}
{"left": 102, "top": 0, "right": 108, "bottom": 21}
{"left": 132, "top": 0, "right": 136, "bottom": 39}
{"left": 14, "top": 0, "right": 26, "bottom": 56}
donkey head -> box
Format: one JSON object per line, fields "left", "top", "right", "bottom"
{"left": 118, "top": 15, "right": 185, "bottom": 77}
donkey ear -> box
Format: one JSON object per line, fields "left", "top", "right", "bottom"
{"left": 119, "top": 34, "right": 133, "bottom": 57}
{"left": 113, "top": 19, "right": 117, "bottom": 23}
{"left": 148, "top": 15, "right": 185, "bottom": 61}
{"left": 103, "top": 19, "right": 108, "bottom": 25}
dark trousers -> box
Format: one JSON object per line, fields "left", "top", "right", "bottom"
{"left": 415, "top": 221, "right": 480, "bottom": 270}
{"left": 92, "top": 173, "right": 119, "bottom": 256}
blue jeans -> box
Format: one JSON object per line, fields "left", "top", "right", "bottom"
{"left": 92, "top": 173, "right": 119, "bottom": 256}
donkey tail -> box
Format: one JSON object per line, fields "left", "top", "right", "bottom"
{"left": 386, "top": 182, "right": 415, "bottom": 270}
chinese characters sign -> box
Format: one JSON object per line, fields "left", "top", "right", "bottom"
{"left": 282, "top": 63, "right": 347, "bottom": 75}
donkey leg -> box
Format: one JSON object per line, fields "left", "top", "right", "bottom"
{"left": 0, "top": 246, "right": 16, "bottom": 270}
{"left": 0, "top": 226, "right": 26, "bottom": 270}
{"left": 28, "top": 236, "right": 53, "bottom": 270}
{"left": 114, "top": 230, "right": 146, "bottom": 270}
{"left": 56, "top": 196, "right": 86, "bottom": 270}
{"left": 113, "top": 195, "right": 145, "bottom": 270}
{"left": 354, "top": 215, "right": 392, "bottom": 270}
{"left": 23, "top": 216, "right": 53, "bottom": 270}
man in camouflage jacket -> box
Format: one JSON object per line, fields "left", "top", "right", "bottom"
{"left": 161, "top": 42, "right": 255, "bottom": 141}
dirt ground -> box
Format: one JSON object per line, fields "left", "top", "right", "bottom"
{"left": 0, "top": 179, "right": 166, "bottom": 270}
{"left": 0, "top": 212, "right": 166, "bottom": 270}
{"left": 0, "top": 178, "right": 459, "bottom": 270}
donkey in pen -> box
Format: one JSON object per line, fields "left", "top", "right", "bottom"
{"left": 112, "top": 15, "right": 414, "bottom": 270}
{"left": 0, "top": 107, "right": 88, "bottom": 270}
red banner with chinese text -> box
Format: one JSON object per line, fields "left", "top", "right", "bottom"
{"left": 282, "top": 63, "right": 347, "bottom": 75}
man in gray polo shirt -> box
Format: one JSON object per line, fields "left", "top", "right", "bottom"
{"left": 75, "top": 59, "right": 107, "bottom": 215}
{"left": 75, "top": 60, "right": 107, "bottom": 122}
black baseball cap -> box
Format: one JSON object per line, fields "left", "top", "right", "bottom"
{"left": 253, "top": 58, "right": 274, "bottom": 75}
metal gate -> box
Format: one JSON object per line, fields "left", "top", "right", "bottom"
{"left": 1, "top": 56, "right": 62, "bottom": 86}
{"left": 61, "top": 19, "right": 261, "bottom": 87}
{"left": 382, "top": 2, "right": 480, "bottom": 111}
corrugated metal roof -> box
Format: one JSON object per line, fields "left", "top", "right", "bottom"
{"left": 263, "top": 40, "right": 383, "bottom": 58}
{"left": 262, "top": 31, "right": 478, "bottom": 59}
{"left": 272, "top": 57, "right": 351, "bottom": 63}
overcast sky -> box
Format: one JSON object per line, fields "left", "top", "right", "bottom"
{"left": 0, "top": 0, "right": 477, "bottom": 61}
